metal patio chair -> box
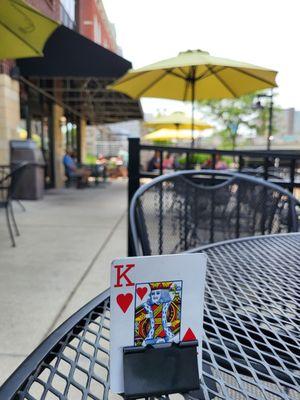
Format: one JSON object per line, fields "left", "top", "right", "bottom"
{"left": 0, "top": 162, "right": 29, "bottom": 246}
{"left": 130, "top": 170, "right": 300, "bottom": 256}
{"left": 0, "top": 165, "right": 26, "bottom": 212}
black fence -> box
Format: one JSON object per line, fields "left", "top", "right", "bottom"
{"left": 127, "top": 138, "right": 300, "bottom": 255}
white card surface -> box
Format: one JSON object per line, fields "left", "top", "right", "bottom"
{"left": 110, "top": 253, "right": 207, "bottom": 394}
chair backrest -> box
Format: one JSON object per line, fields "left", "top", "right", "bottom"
{"left": 0, "top": 165, "right": 11, "bottom": 202}
{"left": 0, "top": 162, "right": 29, "bottom": 202}
{"left": 239, "top": 166, "right": 283, "bottom": 180}
{"left": 130, "top": 170, "right": 300, "bottom": 256}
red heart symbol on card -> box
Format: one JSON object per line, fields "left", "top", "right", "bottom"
{"left": 182, "top": 328, "right": 197, "bottom": 342}
{"left": 136, "top": 286, "right": 148, "bottom": 300}
{"left": 117, "top": 293, "right": 133, "bottom": 313}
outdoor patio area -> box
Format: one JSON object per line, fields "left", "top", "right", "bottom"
{"left": 2, "top": 0, "right": 300, "bottom": 398}
{"left": 0, "top": 181, "right": 127, "bottom": 386}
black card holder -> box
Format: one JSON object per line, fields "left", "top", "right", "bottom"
{"left": 123, "top": 340, "right": 200, "bottom": 399}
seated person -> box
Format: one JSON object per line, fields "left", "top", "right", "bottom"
{"left": 201, "top": 158, "right": 212, "bottom": 169}
{"left": 215, "top": 154, "right": 228, "bottom": 170}
{"left": 201, "top": 155, "right": 228, "bottom": 170}
{"left": 162, "top": 153, "right": 174, "bottom": 170}
{"left": 95, "top": 153, "right": 108, "bottom": 181}
{"left": 147, "top": 151, "right": 160, "bottom": 172}
{"left": 63, "top": 149, "right": 90, "bottom": 185}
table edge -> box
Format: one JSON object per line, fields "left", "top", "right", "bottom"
{"left": 186, "top": 232, "right": 300, "bottom": 253}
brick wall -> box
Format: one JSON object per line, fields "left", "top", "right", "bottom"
{"left": 26, "top": 0, "right": 60, "bottom": 21}
{"left": 77, "top": 0, "right": 117, "bottom": 52}
{"left": 0, "top": 60, "right": 14, "bottom": 75}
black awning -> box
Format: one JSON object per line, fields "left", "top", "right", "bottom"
{"left": 17, "top": 26, "right": 143, "bottom": 124}
{"left": 17, "top": 25, "right": 131, "bottom": 78}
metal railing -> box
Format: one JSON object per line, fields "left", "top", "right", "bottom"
{"left": 127, "top": 138, "right": 300, "bottom": 255}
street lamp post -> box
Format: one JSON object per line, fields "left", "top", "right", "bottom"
{"left": 253, "top": 90, "right": 274, "bottom": 151}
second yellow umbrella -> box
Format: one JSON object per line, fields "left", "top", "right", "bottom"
{"left": 143, "top": 128, "right": 205, "bottom": 142}
{"left": 144, "top": 111, "right": 212, "bottom": 131}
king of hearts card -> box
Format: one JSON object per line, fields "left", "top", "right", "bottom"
{"left": 110, "top": 253, "right": 207, "bottom": 394}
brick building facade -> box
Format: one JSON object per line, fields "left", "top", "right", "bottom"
{"left": 26, "top": 0, "right": 60, "bottom": 20}
{"left": 0, "top": 0, "right": 125, "bottom": 188}
{"left": 76, "top": 0, "right": 118, "bottom": 53}
{"left": 0, "top": 0, "right": 75, "bottom": 185}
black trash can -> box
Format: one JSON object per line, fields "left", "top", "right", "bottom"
{"left": 10, "top": 140, "right": 45, "bottom": 200}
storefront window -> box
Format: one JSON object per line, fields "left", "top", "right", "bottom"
{"left": 60, "top": 0, "right": 75, "bottom": 28}
{"left": 94, "top": 15, "right": 102, "bottom": 44}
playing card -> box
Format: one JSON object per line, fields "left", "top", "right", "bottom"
{"left": 110, "top": 253, "right": 207, "bottom": 394}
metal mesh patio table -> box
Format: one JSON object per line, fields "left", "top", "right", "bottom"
{"left": 1, "top": 233, "right": 300, "bottom": 400}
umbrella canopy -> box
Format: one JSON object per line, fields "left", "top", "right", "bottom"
{"left": 144, "top": 111, "right": 212, "bottom": 131}
{"left": 0, "top": 0, "right": 59, "bottom": 59}
{"left": 108, "top": 49, "right": 277, "bottom": 100}
{"left": 108, "top": 49, "right": 277, "bottom": 146}
{"left": 143, "top": 128, "right": 204, "bottom": 142}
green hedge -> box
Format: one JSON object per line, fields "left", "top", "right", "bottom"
{"left": 177, "top": 153, "right": 210, "bottom": 166}
{"left": 177, "top": 153, "right": 232, "bottom": 167}
{"left": 85, "top": 154, "right": 97, "bottom": 165}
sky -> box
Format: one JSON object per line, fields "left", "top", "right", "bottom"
{"left": 103, "top": 0, "right": 300, "bottom": 116}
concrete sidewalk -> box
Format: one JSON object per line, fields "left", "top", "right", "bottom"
{"left": 0, "top": 181, "right": 127, "bottom": 385}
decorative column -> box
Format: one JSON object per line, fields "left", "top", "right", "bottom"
{"left": 80, "top": 118, "right": 87, "bottom": 163}
{"left": 52, "top": 103, "right": 65, "bottom": 188}
{"left": 76, "top": 117, "right": 87, "bottom": 164}
{"left": 0, "top": 74, "right": 20, "bottom": 164}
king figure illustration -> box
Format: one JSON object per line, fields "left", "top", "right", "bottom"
{"left": 134, "top": 281, "right": 182, "bottom": 346}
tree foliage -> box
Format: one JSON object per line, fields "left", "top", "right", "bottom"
{"left": 198, "top": 92, "right": 276, "bottom": 150}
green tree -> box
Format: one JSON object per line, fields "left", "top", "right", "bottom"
{"left": 198, "top": 93, "right": 273, "bottom": 150}
{"left": 252, "top": 95, "right": 281, "bottom": 140}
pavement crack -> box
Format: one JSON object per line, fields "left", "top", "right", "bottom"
{"left": 0, "top": 353, "right": 27, "bottom": 358}
{"left": 44, "top": 210, "right": 126, "bottom": 338}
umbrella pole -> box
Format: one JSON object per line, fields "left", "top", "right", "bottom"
{"left": 191, "top": 96, "right": 195, "bottom": 148}
{"left": 191, "top": 68, "right": 195, "bottom": 148}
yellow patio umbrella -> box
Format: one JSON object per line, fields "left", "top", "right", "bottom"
{"left": 143, "top": 128, "right": 204, "bottom": 142}
{"left": 108, "top": 49, "right": 278, "bottom": 146}
{"left": 18, "top": 127, "right": 41, "bottom": 145}
{"left": 144, "top": 111, "right": 212, "bottom": 131}
{"left": 0, "top": 0, "right": 59, "bottom": 59}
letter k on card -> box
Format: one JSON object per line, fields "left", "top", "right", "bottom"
{"left": 114, "top": 264, "right": 135, "bottom": 287}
